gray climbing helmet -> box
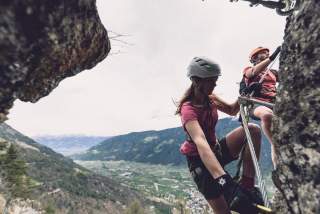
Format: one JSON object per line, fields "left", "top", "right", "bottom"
{"left": 187, "top": 57, "right": 221, "bottom": 79}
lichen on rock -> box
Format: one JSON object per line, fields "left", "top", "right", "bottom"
{"left": 272, "top": 0, "right": 320, "bottom": 213}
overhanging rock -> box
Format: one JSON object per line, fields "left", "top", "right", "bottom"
{"left": 0, "top": 0, "right": 110, "bottom": 121}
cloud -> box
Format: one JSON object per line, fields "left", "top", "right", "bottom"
{"left": 7, "top": 0, "right": 286, "bottom": 136}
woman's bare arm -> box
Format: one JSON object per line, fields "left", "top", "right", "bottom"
{"left": 185, "top": 120, "right": 225, "bottom": 179}
{"left": 210, "top": 94, "right": 239, "bottom": 116}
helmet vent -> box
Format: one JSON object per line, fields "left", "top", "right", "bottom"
{"left": 200, "top": 62, "right": 210, "bottom": 67}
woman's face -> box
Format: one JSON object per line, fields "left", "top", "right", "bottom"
{"left": 199, "top": 77, "right": 218, "bottom": 95}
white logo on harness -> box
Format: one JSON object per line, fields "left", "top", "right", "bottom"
{"left": 218, "top": 178, "right": 226, "bottom": 186}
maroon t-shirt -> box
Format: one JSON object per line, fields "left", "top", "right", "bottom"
{"left": 243, "top": 67, "right": 278, "bottom": 102}
{"left": 179, "top": 101, "right": 218, "bottom": 156}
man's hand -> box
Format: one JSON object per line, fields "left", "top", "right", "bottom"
{"left": 269, "top": 46, "right": 281, "bottom": 61}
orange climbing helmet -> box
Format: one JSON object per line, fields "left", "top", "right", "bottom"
{"left": 249, "top": 47, "right": 269, "bottom": 63}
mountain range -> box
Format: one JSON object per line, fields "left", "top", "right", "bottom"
{"left": 34, "top": 135, "right": 110, "bottom": 155}
{"left": 72, "top": 117, "right": 273, "bottom": 173}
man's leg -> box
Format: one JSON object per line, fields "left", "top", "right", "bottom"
{"left": 253, "top": 106, "right": 277, "bottom": 168}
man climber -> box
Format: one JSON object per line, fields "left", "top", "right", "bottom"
{"left": 240, "top": 46, "right": 281, "bottom": 169}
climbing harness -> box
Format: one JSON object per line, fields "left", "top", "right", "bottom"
{"left": 229, "top": 0, "right": 301, "bottom": 16}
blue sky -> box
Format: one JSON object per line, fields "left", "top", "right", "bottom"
{"left": 7, "top": 0, "right": 286, "bottom": 136}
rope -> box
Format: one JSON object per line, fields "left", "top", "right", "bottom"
{"left": 239, "top": 104, "right": 270, "bottom": 208}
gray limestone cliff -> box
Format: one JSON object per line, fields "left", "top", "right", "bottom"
{"left": 272, "top": 0, "right": 320, "bottom": 213}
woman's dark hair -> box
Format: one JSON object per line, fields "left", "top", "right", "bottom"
{"left": 175, "top": 77, "right": 211, "bottom": 115}
{"left": 175, "top": 84, "right": 194, "bottom": 115}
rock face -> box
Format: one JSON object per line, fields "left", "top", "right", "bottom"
{"left": 0, "top": 0, "right": 110, "bottom": 121}
{"left": 0, "top": 194, "right": 6, "bottom": 213}
{"left": 6, "top": 198, "right": 42, "bottom": 214}
{"left": 272, "top": 0, "right": 320, "bottom": 213}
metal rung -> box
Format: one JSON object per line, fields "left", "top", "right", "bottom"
{"left": 238, "top": 96, "right": 274, "bottom": 109}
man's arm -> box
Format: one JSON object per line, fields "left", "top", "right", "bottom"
{"left": 247, "top": 58, "right": 271, "bottom": 78}
{"left": 210, "top": 94, "right": 239, "bottom": 116}
{"left": 247, "top": 46, "right": 281, "bottom": 78}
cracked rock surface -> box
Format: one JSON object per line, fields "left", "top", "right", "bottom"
{"left": 272, "top": 0, "right": 320, "bottom": 213}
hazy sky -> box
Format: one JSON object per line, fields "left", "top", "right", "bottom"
{"left": 7, "top": 0, "right": 286, "bottom": 137}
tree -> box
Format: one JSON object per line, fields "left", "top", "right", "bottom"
{"left": 2, "top": 144, "right": 31, "bottom": 198}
